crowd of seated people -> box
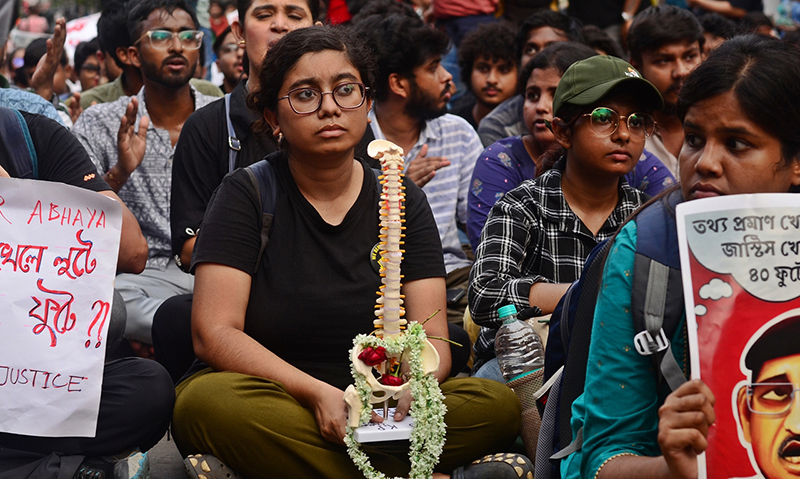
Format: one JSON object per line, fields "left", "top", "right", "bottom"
{"left": 1, "top": 0, "right": 797, "bottom": 477}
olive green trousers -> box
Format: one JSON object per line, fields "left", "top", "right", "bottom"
{"left": 172, "top": 369, "right": 521, "bottom": 478}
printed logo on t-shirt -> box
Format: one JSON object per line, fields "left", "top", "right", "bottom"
{"left": 83, "top": 173, "right": 96, "bottom": 182}
{"left": 370, "top": 242, "right": 382, "bottom": 274}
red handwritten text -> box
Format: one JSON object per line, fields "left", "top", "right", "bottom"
{"left": 29, "top": 278, "right": 77, "bottom": 347}
{"left": 86, "top": 300, "right": 110, "bottom": 349}
{"left": 0, "top": 196, "right": 11, "bottom": 225}
{"left": 0, "top": 243, "right": 47, "bottom": 273}
{"left": 27, "top": 201, "right": 106, "bottom": 229}
{"left": 0, "top": 365, "right": 86, "bottom": 392}
{"left": 53, "top": 230, "right": 96, "bottom": 279}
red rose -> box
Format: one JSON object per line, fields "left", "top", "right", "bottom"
{"left": 358, "top": 346, "right": 387, "bottom": 366}
{"left": 379, "top": 374, "right": 404, "bottom": 387}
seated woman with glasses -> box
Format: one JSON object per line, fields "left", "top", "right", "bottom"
{"left": 560, "top": 35, "right": 800, "bottom": 479}
{"left": 170, "top": 26, "right": 527, "bottom": 479}
{"left": 468, "top": 55, "right": 661, "bottom": 380}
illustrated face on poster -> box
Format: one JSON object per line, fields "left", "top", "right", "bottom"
{"left": 734, "top": 313, "right": 800, "bottom": 479}
{"left": 677, "top": 194, "right": 800, "bottom": 479}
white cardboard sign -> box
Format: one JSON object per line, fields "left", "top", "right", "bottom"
{"left": 0, "top": 178, "right": 121, "bottom": 437}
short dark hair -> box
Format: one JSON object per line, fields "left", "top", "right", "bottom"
{"left": 745, "top": 315, "right": 800, "bottom": 381}
{"left": 127, "top": 0, "right": 200, "bottom": 43}
{"left": 698, "top": 12, "right": 738, "bottom": 40}
{"left": 580, "top": 25, "right": 623, "bottom": 58}
{"left": 739, "top": 11, "right": 773, "bottom": 34}
{"left": 351, "top": 0, "right": 417, "bottom": 23}
{"left": 213, "top": 25, "right": 234, "bottom": 57}
{"left": 74, "top": 39, "right": 100, "bottom": 72}
{"left": 249, "top": 25, "right": 376, "bottom": 121}
{"left": 24, "top": 38, "right": 68, "bottom": 69}
{"left": 518, "top": 41, "right": 596, "bottom": 94}
{"left": 515, "top": 10, "right": 583, "bottom": 63}
{"left": 352, "top": 13, "right": 450, "bottom": 102}
{"left": 627, "top": 5, "right": 704, "bottom": 65}
{"left": 458, "top": 22, "right": 518, "bottom": 91}
{"left": 97, "top": 0, "right": 131, "bottom": 69}
{"left": 678, "top": 35, "right": 800, "bottom": 167}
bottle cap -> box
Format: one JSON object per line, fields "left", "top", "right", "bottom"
{"left": 498, "top": 304, "right": 517, "bottom": 320}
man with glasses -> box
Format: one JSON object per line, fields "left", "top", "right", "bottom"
{"left": 79, "top": 0, "right": 222, "bottom": 111}
{"left": 736, "top": 314, "right": 800, "bottom": 479}
{"left": 72, "top": 0, "right": 218, "bottom": 357}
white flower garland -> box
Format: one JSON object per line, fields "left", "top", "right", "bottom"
{"left": 345, "top": 322, "right": 447, "bottom": 479}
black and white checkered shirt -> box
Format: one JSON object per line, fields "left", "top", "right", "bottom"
{"left": 468, "top": 159, "right": 646, "bottom": 363}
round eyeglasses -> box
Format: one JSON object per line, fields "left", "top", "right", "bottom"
{"left": 581, "top": 107, "right": 656, "bottom": 140}
{"left": 278, "top": 82, "right": 369, "bottom": 115}
{"left": 745, "top": 383, "right": 800, "bottom": 415}
{"left": 135, "top": 30, "right": 204, "bottom": 50}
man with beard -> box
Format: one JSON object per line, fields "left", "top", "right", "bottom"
{"left": 627, "top": 5, "right": 704, "bottom": 176}
{"left": 736, "top": 314, "right": 800, "bottom": 479}
{"left": 353, "top": 12, "right": 483, "bottom": 326}
{"left": 72, "top": 0, "right": 217, "bottom": 356}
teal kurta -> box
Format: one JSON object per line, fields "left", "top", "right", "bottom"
{"left": 561, "top": 221, "right": 688, "bottom": 478}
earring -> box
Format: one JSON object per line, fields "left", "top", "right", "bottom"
{"left": 277, "top": 132, "right": 283, "bottom": 144}
{"left": 238, "top": 40, "right": 246, "bottom": 46}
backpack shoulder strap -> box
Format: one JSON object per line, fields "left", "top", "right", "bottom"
{"left": 0, "top": 107, "right": 38, "bottom": 179}
{"left": 244, "top": 159, "right": 277, "bottom": 275}
{"left": 631, "top": 190, "right": 687, "bottom": 392}
{"left": 242, "top": 160, "right": 382, "bottom": 275}
{"left": 225, "top": 93, "right": 240, "bottom": 173}
{"left": 556, "top": 238, "right": 613, "bottom": 452}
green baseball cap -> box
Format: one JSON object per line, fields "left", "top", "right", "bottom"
{"left": 552, "top": 55, "right": 664, "bottom": 118}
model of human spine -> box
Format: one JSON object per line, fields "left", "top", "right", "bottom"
{"left": 344, "top": 140, "right": 440, "bottom": 428}
{"left": 373, "top": 140, "right": 406, "bottom": 340}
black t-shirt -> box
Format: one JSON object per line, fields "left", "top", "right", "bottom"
{"left": 449, "top": 93, "right": 479, "bottom": 131}
{"left": 192, "top": 151, "right": 446, "bottom": 390}
{"left": 1, "top": 111, "right": 109, "bottom": 191}
{"left": 170, "top": 81, "right": 277, "bottom": 256}
{"left": 170, "top": 81, "right": 378, "bottom": 257}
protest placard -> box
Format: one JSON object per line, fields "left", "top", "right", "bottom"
{"left": 0, "top": 177, "right": 121, "bottom": 437}
{"left": 678, "top": 194, "right": 800, "bottom": 479}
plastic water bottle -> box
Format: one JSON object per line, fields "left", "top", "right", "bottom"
{"left": 494, "top": 304, "right": 545, "bottom": 382}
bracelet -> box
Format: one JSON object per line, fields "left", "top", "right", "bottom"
{"left": 594, "top": 452, "right": 638, "bottom": 479}
{"left": 105, "top": 171, "right": 123, "bottom": 185}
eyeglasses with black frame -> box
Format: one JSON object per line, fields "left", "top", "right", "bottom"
{"left": 581, "top": 107, "right": 656, "bottom": 140}
{"left": 278, "top": 82, "right": 369, "bottom": 115}
{"left": 135, "top": 30, "right": 204, "bottom": 50}
{"left": 745, "top": 382, "right": 800, "bottom": 415}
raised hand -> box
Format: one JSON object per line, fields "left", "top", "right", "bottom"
{"left": 406, "top": 144, "right": 450, "bottom": 187}
{"left": 658, "top": 379, "right": 716, "bottom": 479}
{"left": 116, "top": 97, "right": 149, "bottom": 175}
{"left": 30, "top": 18, "right": 66, "bottom": 102}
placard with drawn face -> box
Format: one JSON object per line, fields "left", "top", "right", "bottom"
{"left": 678, "top": 194, "right": 800, "bottom": 479}
{"left": 0, "top": 178, "right": 121, "bottom": 437}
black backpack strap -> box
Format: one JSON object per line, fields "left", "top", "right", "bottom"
{"left": 556, "top": 239, "right": 613, "bottom": 453}
{"left": 0, "top": 107, "right": 38, "bottom": 179}
{"left": 244, "top": 159, "right": 277, "bottom": 275}
{"left": 225, "top": 93, "right": 240, "bottom": 173}
{"left": 243, "top": 159, "right": 382, "bottom": 275}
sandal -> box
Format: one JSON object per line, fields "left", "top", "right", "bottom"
{"left": 184, "top": 454, "right": 242, "bottom": 479}
{"left": 451, "top": 453, "right": 534, "bottom": 479}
